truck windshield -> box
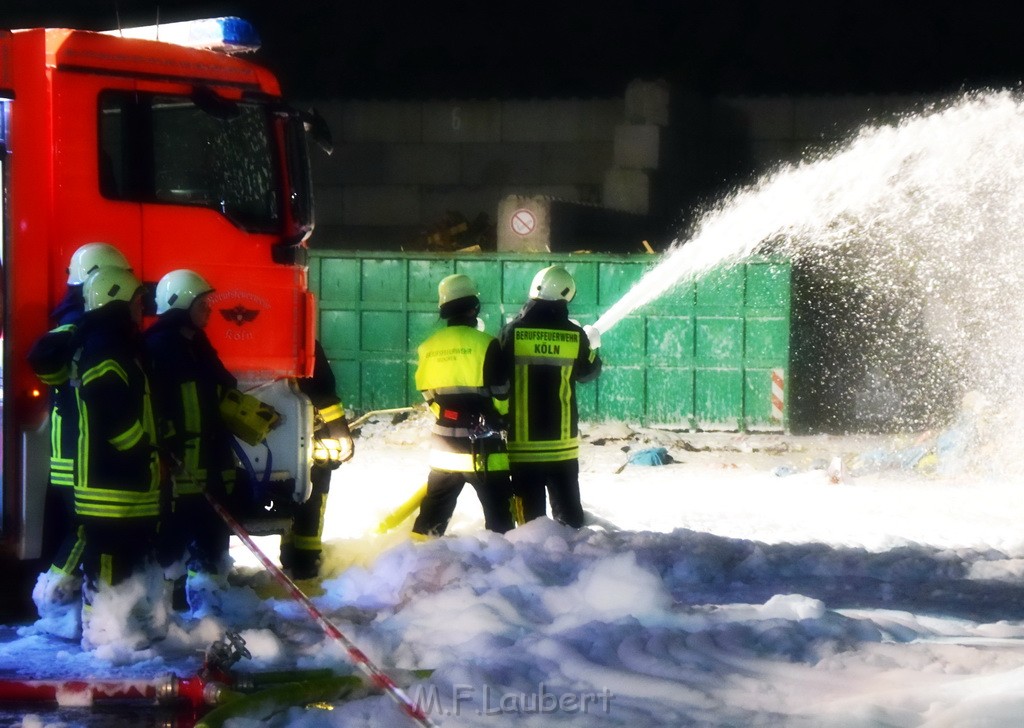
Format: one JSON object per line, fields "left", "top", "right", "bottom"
{"left": 99, "top": 91, "right": 280, "bottom": 232}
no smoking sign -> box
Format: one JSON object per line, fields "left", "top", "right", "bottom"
{"left": 510, "top": 208, "right": 536, "bottom": 237}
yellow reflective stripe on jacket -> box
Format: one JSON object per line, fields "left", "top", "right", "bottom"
{"left": 181, "top": 381, "right": 201, "bottom": 433}
{"left": 428, "top": 449, "right": 510, "bottom": 473}
{"left": 51, "top": 409, "right": 61, "bottom": 453}
{"left": 514, "top": 365, "right": 529, "bottom": 442}
{"left": 422, "top": 385, "right": 492, "bottom": 398}
{"left": 559, "top": 364, "right": 572, "bottom": 440}
{"left": 38, "top": 367, "right": 70, "bottom": 385}
{"left": 318, "top": 402, "right": 345, "bottom": 423}
{"left": 512, "top": 361, "right": 573, "bottom": 442}
{"left": 50, "top": 410, "right": 76, "bottom": 486}
{"left": 81, "top": 359, "right": 129, "bottom": 387}
{"left": 50, "top": 456, "right": 75, "bottom": 486}
{"left": 110, "top": 420, "right": 145, "bottom": 451}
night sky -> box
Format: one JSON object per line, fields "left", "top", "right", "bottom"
{"left": 0, "top": 1, "right": 1021, "bottom": 100}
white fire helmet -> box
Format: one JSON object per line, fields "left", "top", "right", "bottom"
{"left": 437, "top": 273, "right": 479, "bottom": 309}
{"left": 529, "top": 265, "right": 576, "bottom": 302}
{"left": 83, "top": 268, "right": 143, "bottom": 312}
{"left": 67, "top": 243, "right": 130, "bottom": 285}
{"left": 155, "top": 269, "right": 214, "bottom": 315}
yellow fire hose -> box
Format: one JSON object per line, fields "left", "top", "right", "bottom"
{"left": 376, "top": 483, "right": 429, "bottom": 533}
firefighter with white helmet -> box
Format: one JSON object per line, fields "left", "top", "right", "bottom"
{"left": 28, "top": 243, "right": 132, "bottom": 639}
{"left": 498, "top": 265, "right": 602, "bottom": 528}
{"left": 73, "top": 266, "right": 165, "bottom": 648}
{"left": 145, "top": 269, "right": 238, "bottom": 616}
{"left": 67, "top": 242, "right": 131, "bottom": 284}
{"left": 529, "top": 264, "right": 577, "bottom": 303}
{"left": 411, "top": 273, "right": 515, "bottom": 536}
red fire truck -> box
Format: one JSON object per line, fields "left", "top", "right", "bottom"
{"left": 0, "top": 17, "right": 325, "bottom": 565}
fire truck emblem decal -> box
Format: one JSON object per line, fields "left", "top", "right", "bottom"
{"left": 220, "top": 306, "right": 260, "bottom": 327}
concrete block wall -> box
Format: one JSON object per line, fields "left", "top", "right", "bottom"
{"left": 718, "top": 93, "right": 950, "bottom": 170}
{"left": 301, "top": 88, "right": 938, "bottom": 251}
{"left": 602, "top": 80, "right": 672, "bottom": 215}
{"left": 305, "top": 97, "right": 623, "bottom": 250}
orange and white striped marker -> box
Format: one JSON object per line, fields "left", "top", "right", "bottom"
{"left": 771, "top": 368, "right": 785, "bottom": 422}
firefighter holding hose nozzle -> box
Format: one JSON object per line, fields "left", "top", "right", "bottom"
{"left": 498, "top": 265, "right": 602, "bottom": 529}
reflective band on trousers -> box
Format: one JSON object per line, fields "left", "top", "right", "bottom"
{"left": 508, "top": 448, "right": 579, "bottom": 463}
{"left": 508, "top": 438, "right": 579, "bottom": 462}
{"left": 74, "top": 488, "right": 161, "bottom": 519}
{"left": 429, "top": 449, "right": 510, "bottom": 473}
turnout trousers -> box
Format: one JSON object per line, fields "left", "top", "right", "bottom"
{"left": 511, "top": 459, "right": 584, "bottom": 528}
{"left": 413, "top": 467, "right": 515, "bottom": 537}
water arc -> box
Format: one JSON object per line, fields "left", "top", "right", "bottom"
{"left": 594, "top": 91, "right": 1024, "bottom": 440}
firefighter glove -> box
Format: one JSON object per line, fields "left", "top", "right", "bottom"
{"left": 312, "top": 416, "right": 354, "bottom": 468}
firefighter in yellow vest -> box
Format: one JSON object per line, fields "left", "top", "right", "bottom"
{"left": 412, "top": 274, "right": 514, "bottom": 536}
{"left": 498, "top": 265, "right": 602, "bottom": 528}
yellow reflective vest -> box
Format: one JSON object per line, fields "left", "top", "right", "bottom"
{"left": 416, "top": 322, "right": 510, "bottom": 473}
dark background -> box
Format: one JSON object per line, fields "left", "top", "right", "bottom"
{"left": 0, "top": 0, "right": 1021, "bottom": 99}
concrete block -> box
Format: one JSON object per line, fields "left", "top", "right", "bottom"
{"left": 497, "top": 195, "right": 552, "bottom": 252}
{"left": 602, "top": 168, "right": 650, "bottom": 214}
{"left": 341, "top": 186, "right": 421, "bottom": 226}
{"left": 878, "top": 93, "right": 950, "bottom": 122}
{"left": 501, "top": 99, "right": 622, "bottom": 142}
{"left": 625, "top": 79, "right": 671, "bottom": 125}
{"left": 312, "top": 143, "right": 388, "bottom": 186}
{"left": 748, "top": 139, "right": 804, "bottom": 170}
{"left": 793, "top": 95, "right": 886, "bottom": 141}
{"left": 422, "top": 101, "right": 502, "bottom": 143}
{"left": 329, "top": 101, "right": 423, "bottom": 143}
{"left": 313, "top": 186, "right": 346, "bottom": 226}
{"left": 719, "top": 96, "right": 796, "bottom": 140}
{"left": 541, "top": 141, "right": 614, "bottom": 185}
{"left": 613, "top": 124, "right": 661, "bottom": 170}
{"left": 581, "top": 99, "right": 627, "bottom": 141}
{"left": 389, "top": 144, "right": 462, "bottom": 185}
{"left": 314, "top": 143, "right": 460, "bottom": 185}
{"left": 313, "top": 225, "right": 416, "bottom": 251}
{"left": 500, "top": 185, "right": 590, "bottom": 203}
{"left": 420, "top": 187, "right": 505, "bottom": 227}
{"left": 461, "top": 143, "right": 545, "bottom": 186}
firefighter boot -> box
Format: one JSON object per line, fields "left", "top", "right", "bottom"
{"left": 186, "top": 570, "right": 228, "bottom": 619}
{"left": 287, "top": 548, "right": 321, "bottom": 581}
{"left": 32, "top": 567, "right": 82, "bottom": 640}
{"left": 80, "top": 577, "right": 155, "bottom": 652}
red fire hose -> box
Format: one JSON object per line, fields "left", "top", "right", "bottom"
{"left": 0, "top": 673, "right": 208, "bottom": 706}
{"left": 203, "top": 490, "right": 436, "bottom": 727}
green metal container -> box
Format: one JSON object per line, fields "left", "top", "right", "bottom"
{"left": 310, "top": 251, "right": 791, "bottom": 431}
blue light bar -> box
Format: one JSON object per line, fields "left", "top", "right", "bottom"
{"left": 102, "top": 16, "right": 262, "bottom": 54}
